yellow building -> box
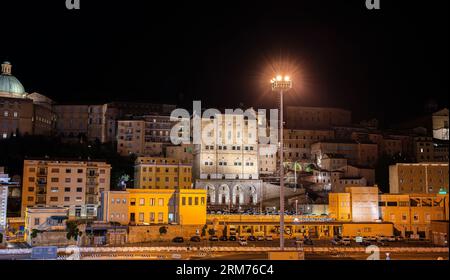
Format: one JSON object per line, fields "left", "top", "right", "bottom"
{"left": 328, "top": 193, "right": 351, "bottom": 221}
{"left": 379, "top": 193, "right": 448, "bottom": 238}
{"left": 134, "top": 157, "right": 192, "bottom": 189}
{"left": 21, "top": 159, "right": 111, "bottom": 219}
{"left": 99, "top": 188, "right": 206, "bottom": 226}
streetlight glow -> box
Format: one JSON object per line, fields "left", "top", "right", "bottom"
{"left": 276, "top": 75, "right": 282, "bottom": 81}
{"left": 284, "top": 76, "right": 290, "bottom": 81}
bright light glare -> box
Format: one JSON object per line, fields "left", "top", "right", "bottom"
{"left": 276, "top": 75, "right": 282, "bottom": 81}
{"left": 284, "top": 76, "right": 290, "bottom": 81}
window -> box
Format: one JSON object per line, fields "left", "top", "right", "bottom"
{"left": 149, "top": 198, "right": 155, "bottom": 206}
{"left": 34, "top": 218, "right": 40, "bottom": 225}
{"left": 77, "top": 169, "right": 83, "bottom": 173}
{"left": 65, "top": 169, "right": 71, "bottom": 173}
{"left": 77, "top": 178, "right": 83, "bottom": 183}
{"left": 158, "top": 198, "right": 164, "bottom": 206}
{"left": 150, "top": 212, "right": 155, "bottom": 223}
{"left": 65, "top": 178, "right": 71, "bottom": 183}
{"left": 51, "top": 168, "right": 60, "bottom": 173}
{"left": 28, "top": 187, "right": 34, "bottom": 192}
{"left": 51, "top": 178, "right": 58, "bottom": 183}
{"left": 50, "top": 197, "right": 58, "bottom": 202}
{"left": 27, "top": 196, "right": 34, "bottom": 202}
{"left": 139, "top": 198, "right": 145, "bottom": 206}
{"left": 182, "top": 197, "right": 186, "bottom": 205}
{"left": 188, "top": 197, "right": 192, "bottom": 205}
{"left": 50, "top": 187, "right": 58, "bottom": 193}
{"left": 130, "top": 198, "right": 136, "bottom": 206}
{"left": 64, "top": 197, "right": 70, "bottom": 202}
{"left": 201, "top": 197, "right": 205, "bottom": 205}
{"left": 195, "top": 197, "right": 199, "bottom": 205}
{"left": 76, "top": 187, "right": 82, "bottom": 192}
{"left": 139, "top": 213, "right": 144, "bottom": 222}
{"left": 158, "top": 212, "right": 163, "bottom": 223}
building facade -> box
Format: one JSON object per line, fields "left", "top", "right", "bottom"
{"left": 283, "top": 129, "right": 335, "bottom": 162}
{"left": 99, "top": 188, "right": 207, "bottom": 226}
{"left": 116, "top": 115, "right": 174, "bottom": 156}
{"left": 21, "top": 159, "right": 111, "bottom": 219}
{"left": 133, "top": 157, "right": 192, "bottom": 189}
{"left": 311, "top": 140, "right": 378, "bottom": 168}
{"left": 389, "top": 163, "right": 449, "bottom": 194}
{"left": 0, "top": 61, "right": 56, "bottom": 139}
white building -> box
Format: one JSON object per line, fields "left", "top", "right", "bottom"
{"left": 0, "top": 167, "right": 10, "bottom": 231}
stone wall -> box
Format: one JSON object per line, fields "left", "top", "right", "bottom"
{"left": 127, "top": 225, "right": 205, "bottom": 243}
{"left": 30, "top": 231, "right": 77, "bottom": 247}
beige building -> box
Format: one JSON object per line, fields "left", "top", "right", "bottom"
{"left": 283, "top": 129, "right": 335, "bottom": 161}
{"left": 24, "top": 206, "right": 68, "bottom": 245}
{"left": 0, "top": 61, "right": 56, "bottom": 139}
{"left": 258, "top": 143, "right": 277, "bottom": 175}
{"left": 311, "top": 140, "right": 378, "bottom": 168}
{"left": 165, "top": 144, "right": 194, "bottom": 164}
{"left": 285, "top": 106, "right": 351, "bottom": 129}
{"left": 21, "top": 159, "right": 111, "bottom": 219}
{"left": 117, "top": 115, "right": 174, "bottom": 156}
{"left": 432, "top": 108, "right": 449, "bottom": 140}
{"left": 134, "top": 157, "right": 192, "bottom": 189}
{"left": 193, "top": 112, "right": 259, "bottom": 180}
{"left": 389, "top": 162, "right": 449, "bottom": 194}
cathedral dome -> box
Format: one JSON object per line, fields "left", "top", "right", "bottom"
{"left": 0, "top": 61, "right": 26, "bottom": 98}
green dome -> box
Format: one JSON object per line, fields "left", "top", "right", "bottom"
{"left": 0, "top": 61, "right": 26, "bottom": 98}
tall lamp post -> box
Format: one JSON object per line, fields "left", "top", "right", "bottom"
{"left": 271, "top": 75, "right": 292, "bottom": 250}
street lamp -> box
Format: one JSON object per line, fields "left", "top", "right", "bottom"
{"left": 271, "top": 75, "right": 292, "bottom": 251}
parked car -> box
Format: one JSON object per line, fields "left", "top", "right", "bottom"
{"left": 265, "top": 235, "right": 273, "bottom": 241}
{"left": 395, "top": 236, "right": 404, "bottom": 242}
{"left": 330, "top": 238, "right": 339, "bottom": 246}
{"left": 386, "top": 236, "right": 396, "bottom": 242}
{"left": 239, "top": 240, "right": 248, "bottom": 246}
{"left": 247, "top": 236, "right": 256, "bottom": 241}
{"left": 190, "top": 236, "right": 201, "bottom": 242}
{"left": 257, "top": 236, "right": 265, "bottom": 241}
{"left": 377, "top": 241, "right": 388, "bottom": 247}
{"left": 219, "top": 236, "right": 228, "bottom": 241}
{"left": 340, "top": 238, "right": 351, "bottom": 246}
{"left": 209, "top": 236, "right": 219, "bottom": 241}
{"left": 365, "top": 236, "right": 377, "bottom": 242}
{"left": 377, "top": 236, "right": 389, "bottom": 242}
{"left": 229, "top": 236, "right": 237, "bottom": 241}
{"left": 172, "top": 237, "right": 184, "bottom": 243}
{"left": 239, "top": 236, "right": 246, "bottom": 241}
{"left": 360, "top": 241, "right": 371, "bottom": 246}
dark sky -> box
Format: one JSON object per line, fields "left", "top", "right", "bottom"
{"left": 2, "top": 0, "right": 449, "bottom": 126}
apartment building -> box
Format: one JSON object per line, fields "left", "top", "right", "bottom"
{"left": 389, "top": 163, "right": 449, "bottom": 194}
{"left": 21, "top": 159, "right": 111, "bottom": 219}
{"left": 283, "top": 129, "right": 335, "bottom": 162}
{"left": 133, "top": 157, "right": 192, "bottom": 189}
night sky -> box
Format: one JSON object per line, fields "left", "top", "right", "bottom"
{"left": 2, "top": 0, "right": 449, "bottom": 127}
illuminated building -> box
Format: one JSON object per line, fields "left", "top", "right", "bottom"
{"left": 379, "top": 193, "right": 449, "bottom": 238}
{"left": 21, "top": 159, "right": 111, "bottom": 219}
{"left": 0, "top": 168, "right": 8, "bottom": 232}
{"left": 99, "top": 188, "right": 207, "bottom": 225}
{"left": 116, "top": 115, "right": 174, "bottom": 156}
{"left": 432, "top": 108, "right": 449, "bottom": 140}
{"left": 0, "top": 61, "right": 56, "bottom": 139}
{"left": 24, "top": 206, "right": 68, "bottom": 245}
{"left": 389, "top": 162, "right": 449, "bottom": 194}
{"left": 193, "top": 111, "right": 263, "bottom": 210}
{"left": 133, "top": 157, "right": 192, "bottom": 189}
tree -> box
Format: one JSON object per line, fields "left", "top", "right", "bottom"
{"left": 30, "top": 229, "right": 40, "bottom": 239}
{"left": 201, "top": 225, "right": 207, "bottom": 237}
{"left": 66, "top": 220, "right": 80, "bottom": 241}
{"left": 208, "top": 228, "right": 216, "bottom": 236}
{"left": 0, "top": 232, "right": 3, "bottom": 243}
{"left": 222, "top": 225, "right": 227, "bottom": 237}
{"left": 159, "top": 226, "right": 167, "bottom": 235}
